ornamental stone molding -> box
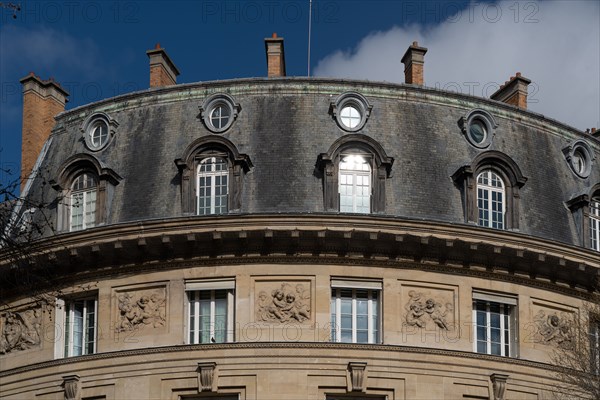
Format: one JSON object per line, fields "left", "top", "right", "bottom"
{"left": 490, "top": 373, "right": 509, "bottom": 400}
{"left": 62, "top": 374, "right": 81, "bottom": 400}
{"left": 197, "top": 362, "right": 217, "bottom": 392}
{"left": 0, "top": 308, "right": 42, "bottom": 354}
{"left": 347, "top": 362, "right": 367, "bottom": 392}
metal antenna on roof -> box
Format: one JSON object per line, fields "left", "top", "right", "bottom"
{"left": 307, "top": 0, "right": 313, "bottom": 77}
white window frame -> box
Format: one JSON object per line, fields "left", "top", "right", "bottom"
{"left": 54, "top": 297, "right": 98, "bottom": 358}
{"left": 70, "top": 173, "right": 97, "bottom": 231}
{"left": 339, "top": 154, "right": 371, "bottom": 213}
{"left": 90, "top": 119, "right": 109, "bottom": 149}
{"left": 339, "top": 105, "right": 361, "bottom": 129}
{"left": 209, "top": 103, "right": 231, "bottom": 130}
{"left": 472, "top": 291, "right": 517, "bottom": 357}
{"left": 590, "top": 197, "right": 600, "bottom": 251}
{"left": 196, "top": 157, "right": 229, "bottom": 215}
{"left": 186, "top": 279, "right": 235, "bottom": 344}
{"left": 476, "top": 169, "right": 505, "bottom": 229}
{"left": 331, "top": 280, "right": 381, "bottom": 344}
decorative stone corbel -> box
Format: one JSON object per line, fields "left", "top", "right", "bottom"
{"left": 197, "top": 362, "right": 217, "bottom": 392}
{"left": 348, "top": 362, "right": 367, "bottom": 392}
{"left": 62, "top": 374, "right": 81, "bottom": 400}
{"left": 490, "top": 373, "right": 509, "bottom": 400}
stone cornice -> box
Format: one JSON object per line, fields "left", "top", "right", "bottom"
{"left": 0, "top": 341, "right": 562, "bottom": 379}
{"left": 1, "top": 214, "right": 598, "bottom": 299}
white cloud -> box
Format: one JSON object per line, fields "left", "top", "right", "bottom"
{"left": 314, "top": 0, "right": 600, "bottom": 131}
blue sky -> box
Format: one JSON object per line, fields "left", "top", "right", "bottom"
{"left": 1, "top": 0, "right": 599, "bottom": 191}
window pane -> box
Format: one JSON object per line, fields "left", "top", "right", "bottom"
{"left": 188, "top": 290, "right": 230, "bottom": 344}
{"left": 591, "top": 199, "right": 600, "bottom": 251}
{"left": 331, "top": 288, "right": 380, "bottom": 344}
{"left": 477, "top": 170, "right": 505, "bottom": 229}
{"left": 339, "top": 155, "right": 371, "bottom": 213}
{"left": 197, "top": 158, "right": 229, "bottom": 215}
{"left": 474, "top": 299, "right": 513, "bottom": 357}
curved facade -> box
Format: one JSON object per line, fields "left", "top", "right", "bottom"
{"left": 1, "top": 40, "right": 600, "bottom": 400}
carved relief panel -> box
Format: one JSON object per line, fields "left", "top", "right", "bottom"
{"left": 398, "top": 281, "right": 459, "bottom": 348}
{"left": 253, "top": 278, "right": 314, "bottom": 324}
{"left": 530, "top": 299, "right": 577, "bottom": 349}
{"left": 113, "top": 284, "right": 168, "bottom": 334}
{"left": 401, "top": 283, "right": 457, "bottom": 332}
{"left": 0, "top": 306, "right": 42, "bottom": 354}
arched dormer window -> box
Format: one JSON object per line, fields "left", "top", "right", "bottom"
{"left": 317, "top": 135, "right": 394, "bottom": 213}
{"left": 51, "top": 154, "right": 122, "bottom": 232}
{"left": 70, "top": 173, "right": 97, "bottom": 231}
{"left": 476, "top": 170, "right": 506, "bottom": 229}
{"left": 175, "top": 136, "right": 252, "bottom": 215}
{"left": 567, "top": 184, "right": 600, "bottom": 251}
{"left": 452, "top": 151, "right": 527, "bottom": 230}
{"left": 591, "top": 195, "right": 600, "bottom": 251}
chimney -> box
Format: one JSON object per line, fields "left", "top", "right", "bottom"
{"left": 146, "top": 43, "right": 180, "bottom": 87}
{"left": 401, "top": 41, "right": 427, "bottom": 85}
{"left": 490, "top": 72, "right": 531, "bottom": 109}
{"left": 265, "top": 33, "right": 286, "bottom": 77}
{"left": 589, "top": 127, "right": 599, "bottom": 139}
{"left": 20, "top": 73, "right": 69, "bottom": 191}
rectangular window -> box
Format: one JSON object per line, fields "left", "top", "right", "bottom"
{"left": 197, "top": 157, "right": 229, "bottom": 215}
{"left": 56, "top": 297, "right": 97, "bottom": 358}
{"left": 186, "top": 279, "right": 234, "bottom": 344}
{"left": 472, "top": 291, "right": 517, "bottom": 357}
{"left": 331, "top": 280, "right": 381, "bottom": 344}
{"left": 339, "top": 155, "right": 371, "bottom": 214}
{"left": 590, "top": 199, "right": 600, "bottom": 251}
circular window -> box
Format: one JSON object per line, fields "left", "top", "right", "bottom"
{"left": 209, "top": 104, "right": 231, "bottom": 130}
{"left": 572, "top": 148, "right": 586, "bottom": 175}
{"left": 340, "top": 105, "right": 361, "bottom": 129}
{"left": 469, "top": 119, "right": 487, "bottom": 144}
{"left": 81, "top": 113, "right": 116, "bottom": 151}
{"left": 460, "top": 109, "right": 497, "bottom": 149}
{"left": 201, "top": 94, "right": 240, "bottom": 133}
{"left": 331, "top": 93, "right": 372, "bottom": 132}
{"left": 563, "top": 140, "right": 594, "bottom": 178}
{"left": 90, "top": 120, "right": 109, "bottom": 148}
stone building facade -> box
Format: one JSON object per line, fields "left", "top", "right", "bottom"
{"left": 1, "top": 36, "right": 600, "bottom": 400}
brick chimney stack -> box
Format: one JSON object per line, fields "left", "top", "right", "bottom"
{"left": 20, "top": 73, "right": 69, "bottom": 191}
{"left": 146, "top": 43, "right": 180, "bottom": 87}
{"left": 401, "top": 41, "right": 428, "bottom": 85}
{"left": 490, "top": 72, "right": 531, "bottom": 109}
{"left": 265, "top": 33, "right": 286, "bottom": 77}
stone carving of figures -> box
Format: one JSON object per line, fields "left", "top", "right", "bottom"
{"left": 256, "top": 283, "right": 311, "bottom": 323}
{"left": 149, "top": 294, "right": 166, "bottom": 327}
{"left": 0, "top": 309, "right": 41, "bottom": 353}
{"left": 117, "top": 293, "right": 139, "bottom": 332}
{"left": 405, "top": 291, "right": 452, "bottom": 330}
{"left": 116, "top": 290, "right": 166, "bottom": 332}
{"left": 405, "top": 292, "right": 426, "bottom": 328}
{"left": 535, "top": 310, "right": 573, "bottom": 348}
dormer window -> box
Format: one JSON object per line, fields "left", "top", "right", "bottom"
{"left": 81, "top": 113, "right": 118, "bottom": 151}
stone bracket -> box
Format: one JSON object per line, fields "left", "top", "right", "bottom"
{"left": 198, "top": 362, "right": 217, "bottom": 392}
{"left": 348, "top": 362, "right": 367, "bottom": 392}
{"left": 62, "top": 374, "right": 81, "bottom": 400}
{"left": 490, "top": 373, "right": 509, "bottom": 400}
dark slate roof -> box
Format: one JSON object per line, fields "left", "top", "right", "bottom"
{"left": 23, "top": 78, "right": 600, "bottom": 247}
